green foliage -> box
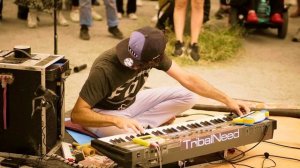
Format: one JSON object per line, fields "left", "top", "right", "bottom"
{"left": 165, "top": 25, "right": 244, "bottom": 65}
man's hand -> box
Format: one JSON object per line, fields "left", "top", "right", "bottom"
{"left": 114, "top": 116, "right": 145, "bottom": 134}
{"left": 226, "top": 99, "right": 251, "bottom": 116}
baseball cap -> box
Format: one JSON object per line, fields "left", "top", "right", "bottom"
{"left": 116, "top": 26, "right": 167, "bottom": 68}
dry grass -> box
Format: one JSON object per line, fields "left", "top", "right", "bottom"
{"left": 165, "top": 24, "right": 244, "bottom": 66}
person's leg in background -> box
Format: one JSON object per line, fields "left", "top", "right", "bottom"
{"left": 290, "top": 0, "right": 300, "bottom": 17}
{"left": 17, "top": 5, "right": 29, "bottom": 20}
{"left": 70, "top": 0, "right": 80, "bottom": 22}
{"left": 0, "top": 0, "right": 2, "bottom": 20}
{"left": 79, "top": 0, "right": 92, "bottom": 40}
{"left": 127, "top": 0, "right": 138, "bottom": 20}
{"left": 116, "top": 0, "right": 124, "bottom": 19}
{"left": 203, "top": 0, "right": 210, "bottom": 23}
{"left": 187, "top": 0, "right": 203, "bottom": 62}
{"left": 91, "top": 0, "right": 102, "bottom": 20}
{"left": 103, "top": 0, "right": 124, "bottom": 39}
{"left": 173, "top": 0, "right": 188, "bottom": 57}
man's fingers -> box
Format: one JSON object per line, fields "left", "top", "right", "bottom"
{"left": 136, "top": 124, "right": 145, "bottom": 134}
{"left": 240, "top": 104, "right": 251, "bottom": 114}
{"left": 236, "top": 110, "right": 243, "bottom": 116}
{"left": 128, "top": 123, "right": 141, "bottom": 134}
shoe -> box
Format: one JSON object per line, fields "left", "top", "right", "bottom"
{"left": 270, "top": 13, "right": 283, "bottom": 24}
{"left": 93, "top": 0, "right": 100, "bottom": 6}
{"left": 292, "top": 28, "right": 300, "bottom": 42}
{"left": 27, "top": 10, "right": 38, "bottom": 28}
{"left": 215, "top": 8, "right": 224, "bottom": 20}
{"left": 117, "top": 13, "right": 123, "bottom": 19}
{"left": 137, "top": 0, "right": 143, "bottom": 7}
{"left": 58, "top": 11, "right": 69, "bottom": 26}
{"left": 187, "top": 43, "right": 200, "bottom": 61}
{"left": 108, "top": 26, "right": 124, "bottom": 39}
{"left": 80, "top": 25, "right": 90, "bottom": 40}
{"left": 70, "top": 9, "right": 79, "bottom": 22}
{"left": 247, "top": 11, "right": 258, "bottom": 23}
{"left": 128, "top": 13, "right": 138, "bottom": 20}
{"left": 92, "top": 8, "right": 102, "bottom": 21}
{"left": 173, "top": 41, "right": 185, "bottom": 57}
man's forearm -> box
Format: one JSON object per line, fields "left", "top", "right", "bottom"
{"left": 183, "top": 74, "right": 233, "bottom": 105}
{"left": 71, "top": 108, "right": 119, "bottom": 127}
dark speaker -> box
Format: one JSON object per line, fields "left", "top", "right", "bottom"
{"left": 0, "top": 55, "right": 68, "bottom": 156}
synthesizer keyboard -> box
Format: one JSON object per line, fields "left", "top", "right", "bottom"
{"left": 91, "top": 114, "right": 277, "bottom": 168}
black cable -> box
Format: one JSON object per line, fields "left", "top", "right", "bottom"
{"left": 230, "top": 152, "right": 300, "bottom": 164}
{"left": 267, "top": 154, "right": 300, "bottom": 162}
{"left": 262, "top": 153, "right": 276, "bottom": 168}
{"left": 230, "top": 148, "right": 246, "bottom": 161}
{"left": 263, "top": 140, "right": 300, "bottom": 150}
{"left": 0, "top": 50, "right": 14, "bottom": 57}
{"left": 228, "top": 125, "right": 269, "bottom": 162}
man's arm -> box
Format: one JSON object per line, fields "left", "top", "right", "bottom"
{"left": 71, "top": 97, "right": 144, "bottom": 134}
{"left": 166, "top": 61, "right": 250, "bottom": 116}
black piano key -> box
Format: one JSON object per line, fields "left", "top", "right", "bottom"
{"left": 130, "top": 135, "right": 135, "bottom": 139}
{"left": 195, "top": 123, "right": 202, "bottom": 127}
{"left": 205, "top": 121, "right": 212, "bottom": 125}
{"left": 210, "top": 119, "right": 219, "bottom": 124}
{"left": 167, "top": 128, "right": 174, "bottom": 133}
{"left": 152, "top": 131, "right": 158, "bottom": 136}
{"left": 176, "top": 126, "right": 184, "bottom": 131}
{"left": 114, "top": 138, "right": 121, "bottom": 143}
{"left": 125, "top": 136, "right": 132, "bottom": 141}
{"left": 191, "top": 123, "right": 199, "bottom": 128}
{"left": 171, "top": 128, "right": 178, "bottom": 132}
{"left": 119, "top": 138, "right": 126, "bottom": 142}
{"left": 157, "top": 130, "right": 164, "bottom": 135}
{"left": 200, "top": 122, "right": 208, "bottom": 126}
{"left": 109, "top": 139, "right": 117, "bottom": 144}
{"left": 162, "top": 129, "right": 169, "bottom": 134}
{"left": 187, "top": 124, "right": 194, "bottom": 129}
{"left": 182, "top": 125, "right": 189, "bottom": 130}
{"left": 217, "top": 118, "right": 225, "bottom": 123}
{"left": 223, "top": 116, "right": 232, "bottom": 121}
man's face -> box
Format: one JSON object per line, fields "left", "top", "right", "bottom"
{"left": 129, "top": 55, "right": 162, "bottom": 70}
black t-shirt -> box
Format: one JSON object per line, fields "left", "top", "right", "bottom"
{"left": 79, "top": 47, "right": 172, "bottom": 110}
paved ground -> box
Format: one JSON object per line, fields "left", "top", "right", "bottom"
{"left": 1, "top": 0, "right": 300, "bottom": 112}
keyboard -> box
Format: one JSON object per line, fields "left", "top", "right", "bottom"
{"left": 91, "top": 114, "right": 277, "bottom": 168}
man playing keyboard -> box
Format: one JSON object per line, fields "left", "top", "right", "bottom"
{"left": 71, "top": 26, "right": 250, "bottom": 137}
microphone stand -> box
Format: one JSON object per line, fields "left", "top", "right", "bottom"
{"left": 54, "top": 0, "right": 58, "bottom": 54}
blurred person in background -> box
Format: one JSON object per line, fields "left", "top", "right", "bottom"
{"left": 15, "top": 0, "right": 69, "bottom": 28}
{"left": 79, "top": 0, "right": 123, "bottom": 40}
{"left": 173, "top": 0, "right": 204, "bottom": 61}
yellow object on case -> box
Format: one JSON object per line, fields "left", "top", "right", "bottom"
{"left": 132, "top": 135, "right": 165, "bottom": 147}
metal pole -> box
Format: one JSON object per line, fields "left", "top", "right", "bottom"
{"left": 54, "top": 0, "right": 58, "bottom": 54}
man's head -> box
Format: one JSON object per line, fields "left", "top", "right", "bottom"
{"left": 116, "top": 26, "right": 167, "bottom": 69}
